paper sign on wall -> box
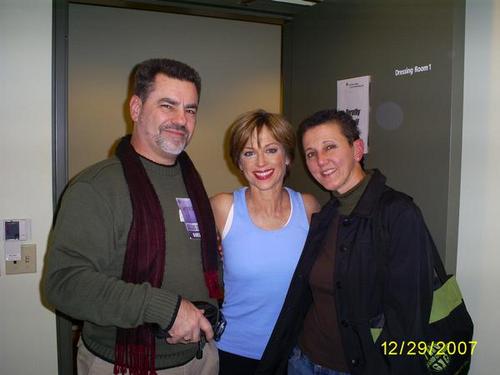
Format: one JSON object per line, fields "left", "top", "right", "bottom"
{"left": 337, "top": 76, "right": 371, "bottom": 153}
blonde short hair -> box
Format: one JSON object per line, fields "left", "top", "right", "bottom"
{"left": 228, "top": 109, "right": 296, "bottom": 168}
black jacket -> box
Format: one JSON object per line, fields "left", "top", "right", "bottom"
{"left": 256, "top": 170, "right": 434, "bottom": 375}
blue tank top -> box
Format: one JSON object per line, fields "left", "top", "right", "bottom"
{"left": 216, "top": 187, "right": 309, "bottom": 359}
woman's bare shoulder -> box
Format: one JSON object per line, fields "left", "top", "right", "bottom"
{"left": 300, "top": 192, "right": 321, "bottom": 222}
{"left": 210, "top": 192, "right": 234, "bottom": 232}
{"left": 210, "top": 192, "right": 233, "bottom": 209}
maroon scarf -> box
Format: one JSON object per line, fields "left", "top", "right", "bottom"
{"left": 114, "top": 136, "right": 222, "bottom": 375}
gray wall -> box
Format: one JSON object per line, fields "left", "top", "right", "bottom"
{"left": 458, "top": 1, "right": 500, "bottom": 371}
{"left": 284, "top": 0, "right": 464, "bottom": 269}
{"left": 0, "top": 1, "right": 58, "bottom": 374}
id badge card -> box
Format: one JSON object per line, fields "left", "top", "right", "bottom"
{"left": 176, "top": 198, "right": 201, "bottom": 239}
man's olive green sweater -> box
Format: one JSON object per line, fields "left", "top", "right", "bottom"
{"left": 45, "top": 156, "right": 217, "bottom": 369}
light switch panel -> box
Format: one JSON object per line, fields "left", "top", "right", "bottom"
{"left": 5, "top": 244, "right": 36, "bottom": 274}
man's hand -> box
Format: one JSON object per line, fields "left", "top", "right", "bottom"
{"left": 166, "top": 298, "right": 214, "bottom": 344}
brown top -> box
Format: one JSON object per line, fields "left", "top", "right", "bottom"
{"left": 298, "top": 171, "right": 373, "bottom": 371}
{"left": 298, "top": 216, "right": 350, "bottom": 372}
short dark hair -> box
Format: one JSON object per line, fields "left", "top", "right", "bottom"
{"left": 133, "top": 58, "right": 201, "bottom": 101}
{"left": 298, "top": 109, "right": 360, "bottom": 146}
{"left": 228, "top": 109, "right": 296, "bottom": 168}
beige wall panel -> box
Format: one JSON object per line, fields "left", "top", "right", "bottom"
{"left": 69, "top": 4, "right": 281, "bottom": 196}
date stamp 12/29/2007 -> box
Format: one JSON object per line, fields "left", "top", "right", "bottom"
{"left": 381, "top": 340, "right": 477, "bottom": 356}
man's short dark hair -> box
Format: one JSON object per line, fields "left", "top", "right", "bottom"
{"left": 133, "top": 58, "right": 202, "bottom": 101}
{"left": 298, "top": 109, "right": 360, "bottom": 146}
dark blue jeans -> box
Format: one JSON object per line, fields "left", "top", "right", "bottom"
{"left": 288, "top": 346, "right": 351, "bottom": 375}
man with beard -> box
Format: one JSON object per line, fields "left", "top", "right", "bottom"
{"left": 45, "top": 58, "right": 223, "bottom": 375}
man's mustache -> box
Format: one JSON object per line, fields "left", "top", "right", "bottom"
{"left": 159, "top": 124, "right": 188, "bottom": 136}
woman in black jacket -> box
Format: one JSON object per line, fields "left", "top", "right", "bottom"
{"left": 256, "top": 110, "right": 434, "bottom": 375}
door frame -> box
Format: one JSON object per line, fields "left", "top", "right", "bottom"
{"left": 51, "top": 1, "right": 291, "bottom": 373}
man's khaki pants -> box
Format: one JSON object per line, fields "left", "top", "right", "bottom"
{"left": 77, "top": 339, "right": 219, "bottom": 375}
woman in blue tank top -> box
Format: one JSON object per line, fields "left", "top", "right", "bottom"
{"left": 210, "top": 109, "right": 320, "bottom": 375}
